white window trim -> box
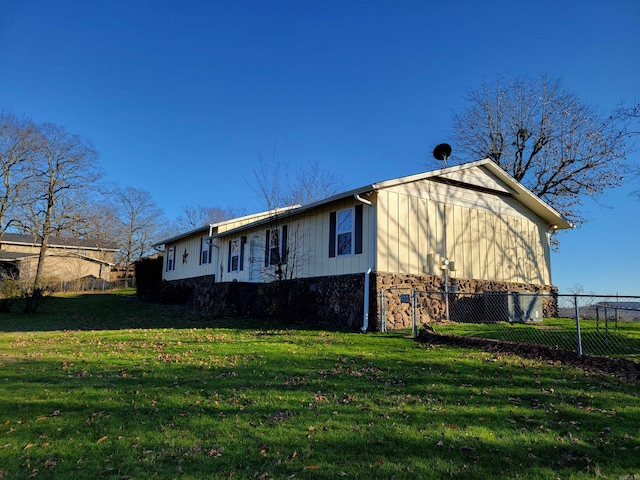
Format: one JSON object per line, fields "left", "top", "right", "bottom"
{"left": 267, "top": 227, "right": 284, "bottom": 267}
{"left": 167, "top": 246, "right": 176, "bottom": 271}
{"left": 230, "top": 238, "right": 240, "bottom": 272}
{"left": 200, "top": 236, "right": 212, "bottom": 265}
{"left": 336, "top": 207, "right": 354, "bottom": 257}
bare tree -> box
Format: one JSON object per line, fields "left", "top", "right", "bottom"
{"left": 250, "top": 154, "right": 289, "bottom": 211}
{"left": 249, "top": 156, "right": 343, "bottom": 318}
{"left": 449, "top": 76, "right": 629, "bottom": 226}
{"left": 0, "top": 112, "right": 38, "bottom": 238}
{"left": 113, "top": 187, "right": 165, "bottom": 276}
{"left": 615, "top": 100, "right": 640, "bottom": 197}
{"left": 175, "top": 204, "right": 246, "bottom": 231}
{"left": 616, "top": 100, "right": 640, "bottom": 137}
{"left": 286, "top": 160, "right": 344, "bottom": 206}
{"left": 81, "top": 199, "right": 121, "bottom": 246}
{"left": 17, "top": 122, "right": 102, "bottom": 305}
{"left": 251, "top": 155, "right": 344, "bottom": 210}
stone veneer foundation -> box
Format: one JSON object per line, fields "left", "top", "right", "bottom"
{"left": 375, "top": 272, "right": 558, "bottom": 331}
{"left": 162, "top": 272, "right": 558, "bottom": 332}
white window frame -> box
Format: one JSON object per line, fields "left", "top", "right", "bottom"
{"left": 266, "top": 225, "right": 289, "bottom": 267}
{"left": 200, "top": 236, "right": 212, "bottom": 265}
{"left": 336, "top": 207, "right": 354, "bottom": 256}
{"left": 166, "top": 246, "right": 176, "bottom": 271}
{"left": 268, "top": 228, "right": 281, "bottom": 266}
{"left": 229, "top": 238, "right": 240, "bottom": 272}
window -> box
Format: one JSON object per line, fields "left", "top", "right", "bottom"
{"left": 265, "top": 225, "right": 288, "bottom": 267}
{"left": 227, "top": 237, "right": 246, "bottom": 272}
{"left": 229, "top": 239, "right": 240, "bottom": 272}
{"left": 166, "top": 246, "right": 176, "bottom": 271}
{"left": 329, "top": 204, "right": 363, "bottom": 258}
{"left": 270, "top": 229, "right": 280, "bottom": 265}
{"left": 336, "top": 208, "right": 353, "bottom": 256}
{"left": 200, "top": 237, "right": 212, "bottom": 264}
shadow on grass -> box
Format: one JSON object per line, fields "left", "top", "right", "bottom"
{"left": 2, "top": 291, "right": 639, "bottom": 479}
{"left": 1, "top": 341, "right": 639, "bottom": 479}
{"left": 0, "top": 292, "right": 351, "bottom": 334}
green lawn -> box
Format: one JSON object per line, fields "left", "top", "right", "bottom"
{"left": 432, "top": 317, "right": 640, "bottom": 359}
{"left": 0, "top": 291, "right": 639, "bottom": 479}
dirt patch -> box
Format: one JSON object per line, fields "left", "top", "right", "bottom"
{"left": 417, "top": 328, "right": 640, "bottom": 384}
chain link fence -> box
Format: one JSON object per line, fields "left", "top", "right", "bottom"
{"left": 53, "top": 277, "right": 136, "bottom": 292}
{"left": 379, "top": 288, "right": 640, "bottom": 361}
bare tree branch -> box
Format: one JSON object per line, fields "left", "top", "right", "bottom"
{"left": 449, "top": 76, "right": 630, "bottom": 227}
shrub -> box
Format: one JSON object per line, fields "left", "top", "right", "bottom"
{"left": 0, "top": 279, "right": 21, "bottom": 313}
{"left": 135, "top": 257, "right": 163, "bottom": 300}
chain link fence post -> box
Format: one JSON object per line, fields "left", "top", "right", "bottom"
{"left": 574, "top": 294, "right": 583, "bottom": 357}
{"left": 412, "top": 288, "right": 418, "bottom": 338}
{"left": 379, "top": 288, "right": 386, "bottom": 333}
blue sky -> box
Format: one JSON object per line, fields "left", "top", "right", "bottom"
{"left": 0, "top": 0, "right": 639, "bottom": 295}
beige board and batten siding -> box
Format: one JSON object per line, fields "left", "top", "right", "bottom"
{"left": 308, "top": 199, "right": 371, "bottom": 278}
{"left": 218, "top": 199, "right": 373, "bottom": 282}
{"left": 161, "top": 210, "right": 287, "bottom": 282}
{"left": 375, "top": 175, "right": 552, "bottom": 285}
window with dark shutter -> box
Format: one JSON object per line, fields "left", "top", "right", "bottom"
{"left": 354, "top": 204, "right": 363, "bottom": 255}
{"left": 200, "top": 237, "right": 212, "bottom": 264}
{"left": 329, "top": 211, "right": 336, "bottom": 258}
{"left": 264, "top": 230, "right": 271, "bottom": 267}
{"left": 281, "top": 225, "right": 288, "bottom": 264}
{"left": 166, "top": 246, "right": 176, "bottom": 271}
{"left": 265, "top": 226, "right": 287, "bottom": 266}
{"left": 229, "top": 239, "right": 240, "bottom": 272}
{"left": 336, "top": 208, "right": 353, "bottom": 255}
{"left": 330, "top": 206, "right": 364, "bottom": 257}
{"left": 239, "top": 236, "right": 246, "bottom": 271}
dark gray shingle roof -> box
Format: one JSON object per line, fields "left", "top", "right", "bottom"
{"left": 0, "top": 233, "right": 118, "bottom": 251}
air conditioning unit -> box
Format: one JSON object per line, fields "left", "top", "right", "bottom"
{"left": 483, "top": 292, "right": 543, "bottom": 323}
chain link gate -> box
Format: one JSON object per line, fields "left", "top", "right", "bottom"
{"left": 379, "top": 286, "right": 419, "bottom": 337}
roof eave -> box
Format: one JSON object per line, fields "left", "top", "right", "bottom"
{"left": 211, "top": 186, "right": 377, "bottom": 239}
{"left": 477, "top": 160, "right": 574, "bottom": 230}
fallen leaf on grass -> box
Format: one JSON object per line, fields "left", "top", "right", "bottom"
{"left": 304, "top": 465, "right": 319, "bottom": 470}
{"left": 23, "top": 443, "right": 36, "bottom": 450}
{"left": 96, "top": 436, "right": 108, "bottom": 444}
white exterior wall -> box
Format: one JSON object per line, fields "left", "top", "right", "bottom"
{"left": 162, "top": 235, "right": 219, "bottom": 281}
{"left": 376, "top": 178, "right": 552, "bottom": 285}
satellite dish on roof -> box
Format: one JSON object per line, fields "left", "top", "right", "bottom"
{"left": 433, "top": 143, "right": 452, "bottom": 166}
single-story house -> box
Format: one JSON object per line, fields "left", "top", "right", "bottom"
{"left": 153, "top": 160, "right": 573, "bottom": 330}
{"left": 0, "top": 233, "right": 118, "bottom": 284}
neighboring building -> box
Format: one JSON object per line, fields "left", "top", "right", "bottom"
{"left": 153, "top": 160, "right": 573, "bottom": 329}
{"left": 0, "top": 233, "right": 118, "bottom": 283}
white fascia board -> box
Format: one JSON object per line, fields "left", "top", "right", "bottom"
{"left": 478, "top": 160, "right": 574, "bottom": 230}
